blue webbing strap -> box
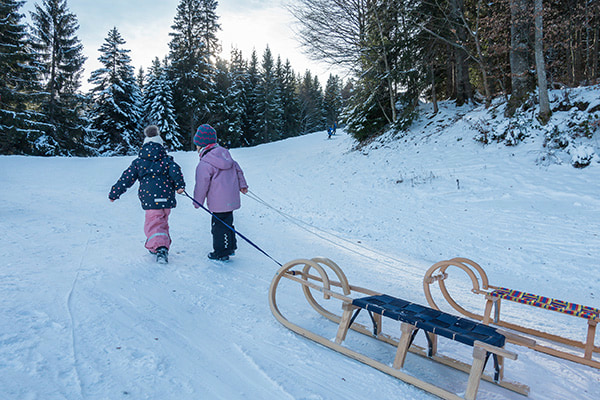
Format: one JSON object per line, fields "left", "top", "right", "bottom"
{"left": 183, "top": 191, "right": 282, "bottom": 266}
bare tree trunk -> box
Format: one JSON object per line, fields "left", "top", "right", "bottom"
{"left": 573, "top": 30, "right": 584, "bottom": 84}
{"left": 534, "top": 0, "right": 550, "bottom": 124}
{"left": 593, "top": 27, "right": 599, "bottom": 80}
{"left": 431, "top": 63, "right": 438, "bottom": 114}
{"left": 446, "top": 44, "right": 455, "bottom": 99}
{"left": 472, "top": 0, "right": 491, "bottom": 107}
{"left": 372, "top": 2, "right": 396, "bottom": 123}
{"left": 584, "top": 1, "right": 592, "bottom": 83}
{"left": 455, "top": 47, "right": 471, "bottom": 105}
{"left": 507, "top": 0, "right": 531, "bottom": 116}
{"left": 450, "top": 0, "right": 473, "bottom": 106}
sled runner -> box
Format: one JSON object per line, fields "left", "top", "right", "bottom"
{"left": 269, "top": 258, "right": 528, "bottom": 400}
{"left": 423, "top": 257, "right": 600, "bottom": 369}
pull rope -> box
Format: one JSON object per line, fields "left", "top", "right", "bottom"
{"left": 183, "top": 191, "right": 282, "bottom": 266}
{"left": 244, "top": 190, "right": 416, "bottom": 271}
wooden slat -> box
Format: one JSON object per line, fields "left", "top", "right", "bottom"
{"left": 345, "top": 320, "right": 530, "bottom": 396}
{"left": 465, "top": 347, "right": 487, "bottom": 400}
{"left": 393, "top": 323, "right": 417, "bottom": 369}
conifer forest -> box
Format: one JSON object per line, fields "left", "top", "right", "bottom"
{"left": 1, "top": 0, "right": 599, "bottom": 156}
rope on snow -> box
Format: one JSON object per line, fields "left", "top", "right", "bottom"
{"left": 244, "top": 190, "right": 418, "bottom": 272}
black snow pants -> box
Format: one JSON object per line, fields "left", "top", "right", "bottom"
{"left": 211, "top": 211, "right": 237, "bottom": 257}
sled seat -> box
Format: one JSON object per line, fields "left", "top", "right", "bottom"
{"left": 488, "top": 287, "right": 600, "bottom": 320}
{"left": 483, "top": 286, "right": 599, "bottom": 363}
{"left": 334, "top": 294, "right": 516, "bottom": 400}
{"left": 352, "top": 294, "right": 506, "bottom": 348}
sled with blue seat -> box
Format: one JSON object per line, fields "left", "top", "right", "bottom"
{"left": 269, "top": 258, "right": 529, "bottom": 400}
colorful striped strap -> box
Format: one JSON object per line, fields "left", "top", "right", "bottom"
{"left": 490, "top": 287, "right": 599, "bottom": 320}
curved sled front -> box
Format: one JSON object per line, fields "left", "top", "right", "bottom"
{"left": 269, "top": 258, "right": 528, "bottom": 400}
{"left": 424, "top": 257, "right": 600, "bottom": 369}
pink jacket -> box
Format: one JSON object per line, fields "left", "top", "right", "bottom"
{"left": 193, "top": 145, "right": 248, "bottom": 213}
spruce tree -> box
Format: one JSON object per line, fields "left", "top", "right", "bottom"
{"left": 0, "top": 0, "right": 43, "bottom": 154}
{"left": 29, "top": 0, "right": 87, "bottom": 155}
{"left": 168, "top": 0, "right": 220, "bottom": 148}
{"left": 278, "top": 59, "right": 301, "bottom": 138}
{"left": 323, "top": 74, "right": 342, "bottom": 128}
{"left": 225, "top": 47, "right": 248, "bottom": 147}
{"left": 297, "top": 71, "right": 324, "bottom": 134}
{"left": 255, "top": 46, "right": 283, "bottom": 143}
{"left": 88, "top": 27, "right": 142, "bottom": 155}
{"left": 312, "top": 75, "right": 325, "bottom": 131}
{"left": 142, "top": 58, "right": 182, "bottom": 149}
{"left": 136, "top": 66, "right": 145, "bottom": 92}
{"left": 243, "top": 49, "right": 260, "bottom": 145}
{"left": 209, "top": 57, "right": 233, "bottom": 146}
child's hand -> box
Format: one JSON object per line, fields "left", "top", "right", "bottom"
{"left": 240, "top": 187, "right": 248, "bottom": 194}
{"left": 176, "top": 188, "right": 185, "bottom": 194}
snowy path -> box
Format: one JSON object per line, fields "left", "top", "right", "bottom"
{"left": 1, "top": 113, "right": 600, "bottom": 399}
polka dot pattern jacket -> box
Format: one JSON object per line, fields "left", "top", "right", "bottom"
{"left": 109, "top": 142, "right": 185, "bottom": 210}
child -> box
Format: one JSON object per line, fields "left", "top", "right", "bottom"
{"left": 108, "top": 125, "right": 185, "bottom": 263}
{"left": 193, "top": 124, "right": 248, "bottom": 261}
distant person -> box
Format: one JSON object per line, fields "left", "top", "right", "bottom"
{"left": 108, "top": 125, "right": 186, "bottom": 264}
{"left": 333, "top": 121, "right": 337, "bottom": 134}
{"left": 192, "top": 124, "right": 248, "bottom": 262}
{"left": 327, "top": 126, "right": 333, "bottom": 139}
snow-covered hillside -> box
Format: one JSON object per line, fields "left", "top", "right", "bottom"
{"left": 1, "top": 90, "right": 599, "bottom": 399}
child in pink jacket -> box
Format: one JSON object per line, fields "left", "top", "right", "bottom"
{"left": 193, "top": 124, "right": 248, "bottom": 261}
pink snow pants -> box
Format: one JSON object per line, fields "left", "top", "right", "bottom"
{"left": 144, "top": 209, "right": 172, "bottom": 252}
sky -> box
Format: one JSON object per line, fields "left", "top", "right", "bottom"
{"left": 21, "top": 0, "right": 347, "bottom": 91}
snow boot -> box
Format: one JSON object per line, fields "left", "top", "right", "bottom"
{"left": 208, "top": 251, "right": 229, "bottom": 262}
{"left": 156, "top": 247, "right": 168, "bottom": 264}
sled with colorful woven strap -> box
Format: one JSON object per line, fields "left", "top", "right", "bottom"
{"left": 423, "top": 257, "right": 600, "bottom": 369}
{"left": 269, "top": 258, "right": 529, "bottom": 400}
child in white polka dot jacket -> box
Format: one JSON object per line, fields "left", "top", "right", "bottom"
{"left": 109, "top": 125, "right": 186, "bottom": 263}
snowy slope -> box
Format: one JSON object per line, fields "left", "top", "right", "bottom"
{"left": 2, "top": 95, "right": 600, "bottom": 399}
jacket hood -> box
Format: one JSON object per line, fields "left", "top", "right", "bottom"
{"left": 139, "top": 142, "right": 167, "bottom": 161}
{"left": 200, "top": 145, "right": 234, "bottom": 170}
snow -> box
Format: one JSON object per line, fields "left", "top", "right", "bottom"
{"left": 2, "top": 93, "right": 600, "bottom": 399}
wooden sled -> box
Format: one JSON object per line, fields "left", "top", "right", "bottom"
{"left": 269, "top": 258, "right": 529, "bottom": 400}
{"left": 423, "top": 257, "right": 600, "bottom": 369}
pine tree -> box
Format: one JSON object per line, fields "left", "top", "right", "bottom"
{"left": 142, "top": 58, "right": 182, "bottom": 149}
{"left": 168, "top": 0, "right": 220, "bottom": 148}
{"left": 211, "top": 57, "right": 234, "bottom": 146}
{"left": 137, "top": 66, "right": 145, "bottom": 92}
{"left": 344, "top": 0, "right": 421, "bottom": 139}
{"left": 29, "top": 0, "right": 88, "bottom": 155}
{"left": 297, "top": 71, "right": 324, "bottom": 134}
{"left": 88, "top": 27, "right": 142, "bottom": 155}
{"left": 243, "top": 49, "right": 260, "bottom": 145}
{"left": 323, "top": 74, "right": 342, "bottom": 128}
{"left": 277, "top": 58, "right": 301, "bottom": 138}
{"left": 255, "top": 46, "right": 283, "bottom": 143}
{"left": 225, "top": 47, "right": 248, "bottom": 146}
{"left": 311, "top": 75, "right": 325, "bottom": 131}
{"left": 0, "top": 0, "right": 44, "bottom": 154}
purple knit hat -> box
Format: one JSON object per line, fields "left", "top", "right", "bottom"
{"left": 194, "top": 124, "right": 217, "bottom": 147}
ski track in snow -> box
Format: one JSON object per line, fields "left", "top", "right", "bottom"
{"left": 1, "top": 98, "right": 600, "bottom": 399}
